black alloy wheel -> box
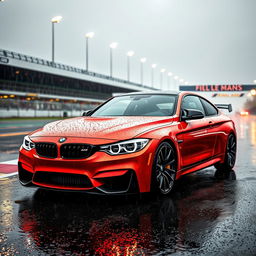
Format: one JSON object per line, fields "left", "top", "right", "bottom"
{"left": 215, "top": 133, "right": 236, "bottom": 171}
{"left": 226, "top": 134, "right": 236, "bottom": 168}
{"left": 152, "top": 142, "right": 177, "bottom": 195}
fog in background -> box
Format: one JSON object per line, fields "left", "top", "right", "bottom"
{"left": 0, "top": 0, "right": 255, "bottom": 88}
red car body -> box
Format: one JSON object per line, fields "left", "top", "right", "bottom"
{"left": 18, "top": 92, "right": 236, "bottom": 194}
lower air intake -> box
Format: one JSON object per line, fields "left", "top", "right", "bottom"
{"left": 33, "top": 171, "right": 92, "bottom": 188}
{"left": 18, "top": 163, "right": 33, "bottom": 185}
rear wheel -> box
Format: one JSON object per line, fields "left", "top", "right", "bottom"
{"left": 215, "top": 133, "right": 236, "bottom": 171}
{"left": 151, "top": 142, "right": 177, "bottom": 195}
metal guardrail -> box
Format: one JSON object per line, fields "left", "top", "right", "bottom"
{"left": 0, "top": 49, "right": 156, "bottom": 91}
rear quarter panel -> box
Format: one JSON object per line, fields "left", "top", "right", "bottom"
{"left": 212, "top": 114, "right": 236, "bottom": 159}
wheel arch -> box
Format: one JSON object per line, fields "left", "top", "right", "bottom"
{"left": 155, "top": 137, "right": 181, "bottom": 172}
{"left": 161, "top": 138, "right": 178, "bottom": 159}
{"left": 215, "top": 131, "right": 237, "bottom": 170}
{"left": 150, "top": 138, "right": 179, "bottom": 194}
{"left": 225, "top": 131, "right": 237, "bottom": 154}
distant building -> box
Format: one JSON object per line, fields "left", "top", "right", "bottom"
{"left": 0, "top": 49, "right": 156, "bottom": 117}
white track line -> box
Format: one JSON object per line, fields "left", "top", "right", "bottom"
{"left": 0, "top": 159, "right": 18, "bottom": 179}
{"left": 0, "top": 172, "right": 18, "bottom": 179}
{"left": 1, "top": 159, "right": 18, "bottom": 165}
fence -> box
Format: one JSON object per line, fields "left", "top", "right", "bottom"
{"left": 0, "top": 49, "right": 155, "bottom": 91}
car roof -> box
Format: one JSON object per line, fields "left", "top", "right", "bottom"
{"left": 113, "top": 90, "right": 181, "bottom": 97}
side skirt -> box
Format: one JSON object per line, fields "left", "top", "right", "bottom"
{"left": 176, "top": 154, "right": 223, "bottom": 178}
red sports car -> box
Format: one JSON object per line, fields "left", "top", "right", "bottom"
{"left": 18, "top": 92, "right": 237, "bottom": 195}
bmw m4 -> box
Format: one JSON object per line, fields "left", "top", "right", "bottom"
{"left": 18, "top": 92, "right": 237, "bottom": 195}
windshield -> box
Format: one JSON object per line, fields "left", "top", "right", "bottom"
{"left": 91, "top": 94, "right": 177, "bottom": 117}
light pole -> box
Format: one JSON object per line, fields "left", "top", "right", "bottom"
{"left": 167, "top": 72, "right": 173, "bottom": 89}
{"left": 126, "top": 51, "right": 134, "bottom": 82}
{"left": 85, "top": 32, "right": 94, "bottom": 72}
{"left": 160, "top": 68, "right": 166, "bottom": 89}
{"left": 185, "top": 81, "right": 189, "bottom": 85}
{"left": 151, "top": 64, "right": 157, "bottom": 87}
{"left": 51, "top": 16, "right": 62, "bottom": 63}
{"left": 174, "top": 75, "right": 179, "bottom": 90}
{"left": 140, "top": 58, "right": 146, "bottom": 86}
{"left": 109, "top": 42, "right": 118, "bottom": 78}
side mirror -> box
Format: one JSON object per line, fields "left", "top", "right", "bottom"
{"left": 82, "top": 110, "right": 93, "bottom": 116}
{"left": 181, "top": 109, "right": 204, "bottom": 121}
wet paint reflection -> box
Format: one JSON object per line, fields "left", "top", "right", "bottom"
{"left": 17, "top": 169, "right": 237, "bottom": 255}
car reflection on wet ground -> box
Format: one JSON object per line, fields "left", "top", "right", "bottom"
{"left": 0, "top": 115, "right": 256, "bottom": 255}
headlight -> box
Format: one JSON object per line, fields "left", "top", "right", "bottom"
{"left": 22, "top": 135, "right": 35, "bottom": 151}
{"left": 100, "top": 138, "right": 149, "bottom": 155}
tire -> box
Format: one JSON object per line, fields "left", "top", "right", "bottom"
{"left": 215, "top": 133, "right": 236, "bottom": 171}
{"left": 151, "top": 142, "right": 177, "bottom": 195}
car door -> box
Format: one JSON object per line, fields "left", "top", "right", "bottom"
{"left": 177, "top": 95, "right": 216, "bottom": 169}
{"left": 199, "top": 97, "right": 221, "bottom": 157}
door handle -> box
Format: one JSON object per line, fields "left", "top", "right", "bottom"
{"left": 208, "top": 121, "right": 214, "bottom": 127}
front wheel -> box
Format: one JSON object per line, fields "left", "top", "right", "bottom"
{"left": 215, "top": 133, "right": 236, "bottom": 171}
{"left": 151, "top": 142, "right": 177, "bottom": 195}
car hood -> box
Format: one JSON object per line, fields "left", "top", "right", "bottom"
{"left": 30, "top": 116, "right": 173, "bottom": 141}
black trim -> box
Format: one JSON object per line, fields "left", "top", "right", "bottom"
{"left": 181, "top": 153, "right": 223, "bottom": 171}
{"left": 199, "top": 97, "right": 219, "bottom": 116}
{"left": 179, "top": 93, "right": 219, "bottom": 121}
{"left": 215, "top": 104, "right": 232, "bottom": 112}
{"left": 35, "top": 142, "right": 57, "bottom": 158}
{"left": 18, "top": 163, "right": 33, "bottom": 185}
{"left": 32, "top": 171, "right": 139, "bottom": 195}
{"left": 33, "top": 171, "right": 92, "bottom": 188}
{"left": 95, "top": 170, "right": 138, "bottom": 194}
{"left": 60, "top": 143, "right": 96, "bottom": 159}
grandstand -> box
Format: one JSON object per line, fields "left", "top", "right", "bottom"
{"left": 0, "top": 49, "right": 156, "bottom": 117}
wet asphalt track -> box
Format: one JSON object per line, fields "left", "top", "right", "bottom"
{"left": 0, "top": 116, "right": 256, "bottom": 255}
{"left": 0, "top": 119, "right": 60, "bottom": 162}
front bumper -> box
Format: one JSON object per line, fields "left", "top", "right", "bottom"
{"left": 18, "top": 139, "right": 158, "bottom": 194}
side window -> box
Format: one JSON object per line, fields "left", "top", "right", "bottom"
{"left": 181, "top": 95, "right": 205, "bottom": 115}
{"left": 200, "top": 98, "right": 218, "bottom": 116}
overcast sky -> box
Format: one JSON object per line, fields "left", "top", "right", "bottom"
{"left": 0, "top": 0, "right": 255, "bottom": 87}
